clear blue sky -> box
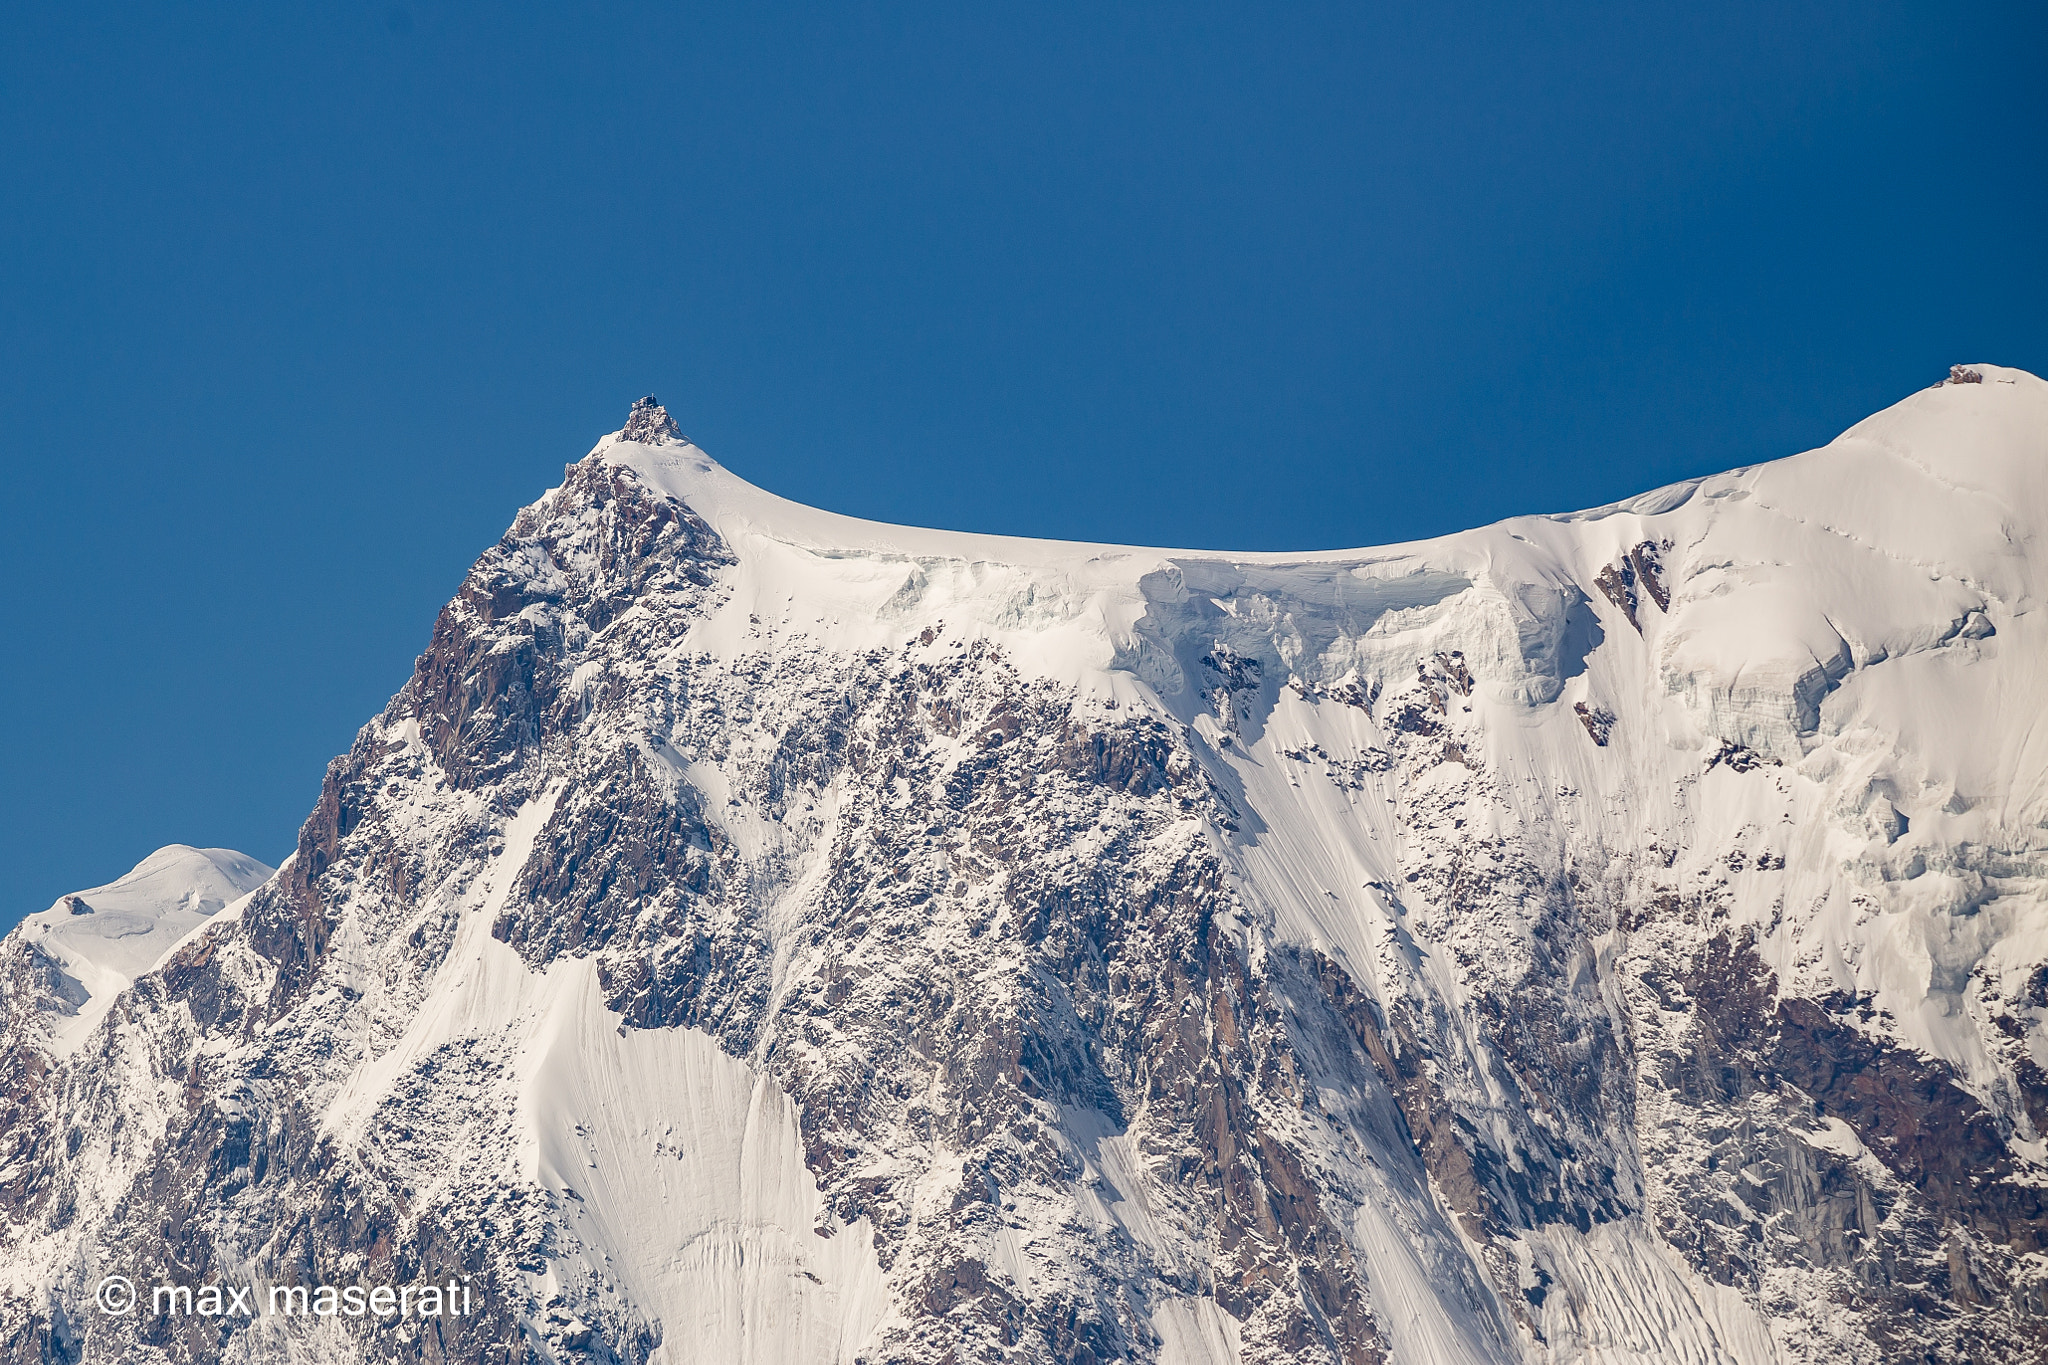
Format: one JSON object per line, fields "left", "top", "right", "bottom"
{"left": 3, "top": 2, "right": 2043, "bottom": 930}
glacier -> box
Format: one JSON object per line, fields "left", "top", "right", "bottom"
{"left": 1, "top": 370, "right": 2045, "bottom": 1363}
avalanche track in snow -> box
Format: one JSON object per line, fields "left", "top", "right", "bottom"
{"left": 4, "top": 369, "right": 2047, "bottom": 1364}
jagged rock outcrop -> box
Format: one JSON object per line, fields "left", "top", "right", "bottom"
{"left": 5, "top": 371, "right": 2048, "bottom": 1364}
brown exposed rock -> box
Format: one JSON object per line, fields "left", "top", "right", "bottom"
{"left": 1628, "top": 541, "right": 1670, "bottom": 612}
{"left": 1593, "top": 541, "right": 1669, "bottom": 632}
{"left": 1656, "top": 930, "right": 2048, "bottom": 1355}
{"left": 618, "top": 394, "right": 683, "bottom": 444}
{"left": 1593, "top": 562, "right": 1638, "bottom": 631}
{"left": 1573, "top": 701, "right": 1614, "bottom": 746}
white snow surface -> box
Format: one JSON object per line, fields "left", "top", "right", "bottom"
{"left": 17, "top": 844, "right": 273, "bottom": 1055}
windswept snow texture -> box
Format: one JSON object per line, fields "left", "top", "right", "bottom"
{"left": 5, "top": 370, "right": 2048, "bottom": 1364}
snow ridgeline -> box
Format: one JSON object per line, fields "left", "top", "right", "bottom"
{"left": 9, "top": 846, "right": 273, "bottom": 1056}
{"left": 1, "top": 367, "right": 2045, "bottom": 1365}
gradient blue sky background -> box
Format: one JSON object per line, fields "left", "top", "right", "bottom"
{"left": 3, "top": 2, "right": 2044, "bottom": 930}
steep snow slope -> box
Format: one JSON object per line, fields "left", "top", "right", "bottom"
{"left": 9, "top": 846, "right": 272, "bottom": 1055}
{"left": 2, "top": 372, "right": 2044, "bottom": 1365}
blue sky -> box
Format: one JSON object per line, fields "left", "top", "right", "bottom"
{"left": 2, "top": 2, "right": 2043, "bottom": 929}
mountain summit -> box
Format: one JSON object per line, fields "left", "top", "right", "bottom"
{"left": 619, "top": 395, "right": 683, "bottom": 446}
{"left": 2, "top": 368, "right": 2045, "bottom": 1364}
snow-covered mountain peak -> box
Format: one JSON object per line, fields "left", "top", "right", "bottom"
{"left": 593, "top": 364, "right": 2047, "bottom": 587}
{"left": 590, "top": 368, "right": 2048, "bottom": 1069}
{"left": 12, "top": 844, "right": 273, "bottom": 1055}
{"left": 5, "top": 369, "right": 2047, "bottom": 1364}
{"left": 587, "top": 367, "right": 2047, "bottom": 732}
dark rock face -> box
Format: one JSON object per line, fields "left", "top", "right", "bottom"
{"left": 619, "top": 396, "right": 683, "bottom": 446}
{"left": 1591, "top": 540, "right": 1669, "bottom": 633}
{"left": 0, "top": 956, "right": 59, "bottom": 1234}
{"left": 1632, "top": 931, "right": 2048, "bottom": 1359}
{"left": 3, "top": 396, "right": 2046, "bottom": 1364}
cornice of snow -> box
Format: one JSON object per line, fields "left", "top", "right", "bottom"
{"left": 591, "top": 363, "right": 2044, "bottom": 573}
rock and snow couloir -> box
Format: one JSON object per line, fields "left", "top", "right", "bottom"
{"left": 2, "top": 370, "right": 2046, "bottom": 1364}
